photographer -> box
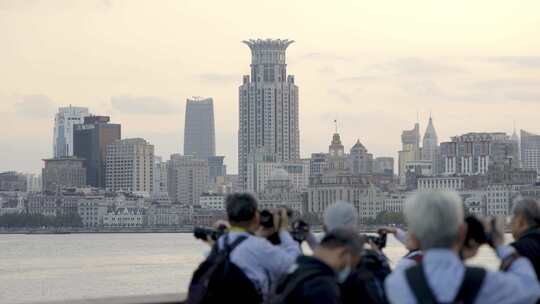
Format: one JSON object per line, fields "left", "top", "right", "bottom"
{"left": 384, "top": 191, "right": 540, "bottom": 304}
{"left": 187, "top": 193, "right": 301, "bottom": 303}
{"left": 305, "top": 201, "right": 391, "bottom": 304}
{"left": 508, "top": 198, "right": 540, "bottom": 277}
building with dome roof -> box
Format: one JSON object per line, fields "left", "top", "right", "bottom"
{"left": 257, "top": 168, "right": 304, "bottom": 214}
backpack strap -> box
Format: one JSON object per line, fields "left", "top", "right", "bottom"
{"left": 223, "top": 234, "right": 248, "bottom": 255}
{"left": 405, "top": 264, "right": 438, "bottom": 304}
{"left": 454, "top": 267, "right": 486, "bottom": 304}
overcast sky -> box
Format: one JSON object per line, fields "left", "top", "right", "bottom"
{"left": 1, "top": 0, "right": 540, "bottom": 174}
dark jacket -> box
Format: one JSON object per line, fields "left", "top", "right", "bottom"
{"left": 272, "top": 255, "right": 341, "bottom": 304}
{"left": 511, "top": 227, "right": 540, "bottom": 279}
{"left": 340, "top": 249, "right": 390, "bottom": 304}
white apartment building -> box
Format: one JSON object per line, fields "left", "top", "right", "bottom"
{"left": 199, "top": 193, "right": 225, "bottom": 211}
{"left": 102, "top": 207, "right": 145, "bottom": 227}
{"left": 77, "top": 197, "right": 108, "bottom": 227}
{"left": 417, "top": 176, "right": 464, "bottom": 191}
{"left": 106, "top": 138, "right": 154, "bottom": 194}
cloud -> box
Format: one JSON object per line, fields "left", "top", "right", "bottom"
{"left": 327, "top": 88, "right": 352, "bottom": 104}
{"left": 370, "top": 57, "right": 464, "bottom": 75}
{"left": 337, "top": 75, "right": 379, "bottom": 83}
{"left": 489, "top": 56, "right": 540, "bottom": 69}
{"left": 14, "top": 94, "right": 56, "bottom": 118}
{"left": 318, "top": 65, "right": 336, "bottom": 75}
{"left": 110, "top": 95, "right": 181, "bottom": 114}
{"left": 199, "top": 73, "right": 238, "bottom": 85}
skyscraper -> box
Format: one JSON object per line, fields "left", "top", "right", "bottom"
{"left": 105, "top": 138, "right": 154, "bottom": 193}
{"left": 184, "top": 97, "right": 216, "bottom": 159}
{"left": 521, "top": 130, "right": 540, "bottom": 175}
{"left": 398, "top": 123, "right": 421, "bottom": 182}
{"left": 53, "top": 106, "right": 90, "bottom": 158}
{"left": 421, "top": 116, "right": 440, "bottom": 174}
{"left": 238, "top": 39, "right": 300, "bottom": 190}
{"left": 73, "top": 116, "right": 121, "bottom": 188}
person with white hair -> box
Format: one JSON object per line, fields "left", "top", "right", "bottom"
{"left": 384, "top": 191, "right": 540, "bottom": 304}
{"left": 508, "top": 197, "right": 540, "bottom": 278}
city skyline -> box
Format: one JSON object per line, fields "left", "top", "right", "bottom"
{"left": 2, "top": 1, "right": 540, "bottom": 174}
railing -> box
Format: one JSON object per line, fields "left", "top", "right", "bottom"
{"left": 30, "top": 294, "right": 185, "bottom": 304}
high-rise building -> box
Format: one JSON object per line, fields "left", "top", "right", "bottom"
{"left": 152, "top": 156, "right": 168, "bottom": 196}
{"left": 53, "top": 106, "right": 90, "bottom": 158}
{"left": 440, "top": 132, "right": 519, "bottom": 175}
{"left": 184, "top": 97, "right": 216, "bottom": 159}
{"left": 373, "top": 157, "right": 394, "bottom": 176}
{"left": 167, "top": 154, "right": 209, "bottom": 205}
{"left": 74, "top": 116, "right": 121, "bottom": 188}
{"left": 42, "top": 157, "right": 86, "bottom": 192}
{"left": 421, "top": 116, "right": 440, "bottom": 174}
{"left": 521, "top": 130, "right": 540, "bottom": 176}
{"left": 348, "top": 140, "right": 373, "bottom": 174}
{"left": 398, "top": 123, "right": 421, "bottom": 183}
{"left": 208, "top": 156, "right": 227, "bottom": 183}
{"left": 238, "top": 39, "right": 300, "bottom": 190}
{"left": 105, "top": 138, "right": 154, "bottom": 194}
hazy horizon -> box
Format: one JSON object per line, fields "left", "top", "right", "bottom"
{"left": 2, "top": 0, "right": 540, "bottom": 174}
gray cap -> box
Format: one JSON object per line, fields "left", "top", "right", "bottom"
{"left": 324, "top": 201, "right": 358, "bottom": 232}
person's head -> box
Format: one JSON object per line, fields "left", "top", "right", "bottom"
{"left": 314, "top": 228, "right": 364, "bottom": 282}
{"left": 225, "top": 193, "right": 259, "bottom": 232}
{"left": 511, "top": 198, "right": 540, "bottom": 239}
{"left": 323, "top": 201, "right": 358, "bottom": 233}
{"left": 404, "top": 191, "right": 464, "bottom": 251}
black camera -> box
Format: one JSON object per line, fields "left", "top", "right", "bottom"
{"left": 465, "top": 216, "right": 494, "bottom": 247}
{"left": 259, "top": 208, "right": 294, "bottom": 229}
{"left": 290, "top": 219, "right": 310, "bottom": 243}
{"left": 193, "top": 225, "right": 227, "bottom": 242}
{"left": 366, "top": 232, "right": 387, "bottom": 249}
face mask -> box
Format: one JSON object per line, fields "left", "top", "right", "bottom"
{"left": 337, "top": 254, "right": 352, "bottom": 284}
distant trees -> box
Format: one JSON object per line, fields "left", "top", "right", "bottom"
{"left": 0, "top": 212, "right": 83, "bottom": 228}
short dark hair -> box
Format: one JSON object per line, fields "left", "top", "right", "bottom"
{"left": 465, "top": 216, "right": 487, "bottom": 245}
{"left": 513, "top": 198, "right": 540, "bottom": 228}
{"left": 226, "top": 193, "right": 258, "bottom": 223}
{"left": 320, "top": 228, "right": 364, "bottom": 257}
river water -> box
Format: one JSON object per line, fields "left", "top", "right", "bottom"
{"left": 0, "top": 233, "right": 503, "bottom": 304}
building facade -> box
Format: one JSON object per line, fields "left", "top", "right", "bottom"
{"left": 238, "top": 39, "right": 300, "bottom": 190}
{"left": 152, "top": 156, "right": 168, "bottom": 197}
{"left": 440, "top": 132, "right": 519, "bottom": 176}
{"left": 105, "top": 138, "right": 154, "bottom": 194}
{"left": 74, "top": 116, "right": 121, "bottom": 188}
{"left": 257, "top": 168, "right": 304, "bottom": 214}
{"left": 184, "top": 97, "right": 216, "bottom": 159}
{"left": 167, "top": 154, "right": 209, "bottom": 205}
{"left": 42, "top": 158, "right": 87, "bottom": 192}
{"left": 208, "top": 156, "right": 227, "bottom": 183}
{"left": 53, "top": 106, "right": 90, "bottom": 158}
{"left": 0, "top": 171, "right": 27, "bottom": 192}
{"left": 373, "top": 157, "right": 394, "bottom": 176}
{"left": 398, "top": 123, "right": 421, "bottom": 183}
{"left": 199, "top": 193, "right": 225, "bottom": 210}
{"left": 521, "top": 130, "right": 540, "bottom": 176}
{"left": 348, "top": 140, "right": 373, "bottom": 174}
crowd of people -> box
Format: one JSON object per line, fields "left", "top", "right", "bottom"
{"left": 185, "top": 191, "right": 540, "bottom": 304}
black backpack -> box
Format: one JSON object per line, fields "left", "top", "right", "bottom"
{"left": 266, "top": 267, "right": 330, "bottom": 304}
{"left": 405, "top": 263, "right": 486, "bottom": 304}
{"left": 187, "top": 234, "right": 262, "bottom": 304}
